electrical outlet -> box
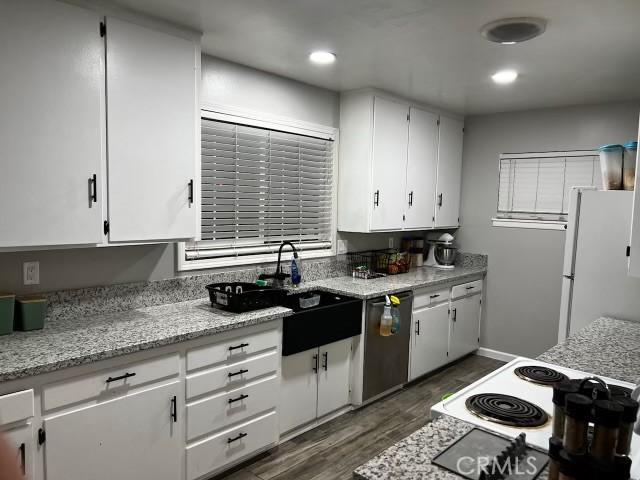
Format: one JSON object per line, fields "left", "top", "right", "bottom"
{"left": 337, "top": 239, "right": 348, "bottom": 254}
{"left": 388, "top": 237, "right": 395, "bottom": 249}
{"left": 23, "top": 261, "right": 39, "bottom": 285}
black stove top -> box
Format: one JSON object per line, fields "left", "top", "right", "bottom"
{"left": 465, "top": 393, "right": 549, "bottom": 428}
{"left": 514, "top": 365, "right": 568, "bottom": 386}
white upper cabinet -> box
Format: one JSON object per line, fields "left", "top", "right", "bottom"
{"left": 105, "top": 17, "right": 198, "bottom": 242}
{"left": 338, "top": 90, "right": 463, "bottom": 233}
{"left": 370, "top": 97, "right": 410, "bottom": 231}
{"left": 435, "top": 116, "right": 464, "bottom": 228}
{"left": 628, "top": 116, "right": 640, "bottom": 277}
{"left": 405, "top": 107, "right": 439, "bottom": 230}
{"left": 0, "top": 0, "right": 105, "bottom": 247}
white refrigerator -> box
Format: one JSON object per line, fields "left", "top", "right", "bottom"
{"left": 558, "top": 187, "right": 640, "bottom": 341}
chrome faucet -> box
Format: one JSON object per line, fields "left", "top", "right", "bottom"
{"left": 259, "top": 241, "right": 298, "bottom": 287}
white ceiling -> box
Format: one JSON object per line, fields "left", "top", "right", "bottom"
{"left": 108, "top": 0, "right": 640, "bottom": 114}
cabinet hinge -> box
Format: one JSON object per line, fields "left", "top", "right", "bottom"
{"left": 446, "top": 351, "right": 449, "bottom": 357}
{"left": 38, "top": 428, "right": 46, "bottom": 445}
{"left": 432, "top": 216, "right": 435, "bottom": 223}
{"left": 407, "top": 113, "right": 410, "bottom": 121}
{"left": 437, "top": 119, "right": 441, "bottom": 126}
{"left": 103, "top": 220, "right": 110, "bottom": 235}
{"left": 626, "top": 245, "right": 631, "bottom": 257}
{"left": 402, "top": 214, "right": 406, "bottom": 221}
{"left": 100, "top": 21, "right": 106, "bottom": 37}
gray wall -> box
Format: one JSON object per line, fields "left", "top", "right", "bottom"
{"left": 458, "top": 101, "right": 640, "bottom": 357}
{"left": 0, "top": 55, "right": 396, "bottom": 294}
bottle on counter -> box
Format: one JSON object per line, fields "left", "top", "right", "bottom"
{"left": 615, "top": 397, "right": 639, "bottom": 456}
{"left": 389, "top": 295, "right": 401, "bottom": 334}
{"left": 290, "top": 252, "right": 302, "bottom": 286}
{"left": 563, "top": 393, "right": 592, "bottom": 455}
{"left": 552, "top": 381, "right": 580, "bottom": 438}
{"left": 591, "top": 399, "right": 623, "bottom": 463}
{"left": 379, "top": 296, "right": 393, "bottom": 337}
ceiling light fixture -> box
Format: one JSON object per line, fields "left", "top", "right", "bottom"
{"left": 309, "top": 51, "right": 336, "bottom": 65}
{"left": 491, "top": 70, "right": 518, "bottom": 84}
{"left": 481, "top": 17, "right": 547, "bottom": 44}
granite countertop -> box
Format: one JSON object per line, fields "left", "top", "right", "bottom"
{"left": 0, "top": 264, "right": 485, "bottom": 384}
{"left": 290, "top": 263, "right": 486, "bottom": 300}
{"left": 354, "top": 317, "right": 640, "bottom": 480}
{"left": 0, "top": 299, "right": 290, "bottom": 383}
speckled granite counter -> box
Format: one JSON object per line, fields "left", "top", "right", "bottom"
{"left": 290, "top": 263, "right": 486, "bottom": 300}
{"left": 354, "top": 317, "right": 640, "bottom": 480}
{"left": 0, "top": 299, "right": 290, "bottom": 382}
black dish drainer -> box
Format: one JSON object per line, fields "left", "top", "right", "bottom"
{"left": 206, "top": 282, "right": 287, "bottom": 313}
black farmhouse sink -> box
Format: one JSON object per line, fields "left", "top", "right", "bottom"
{"left": 281, "top": 291, "right": 362, "bottom": 356}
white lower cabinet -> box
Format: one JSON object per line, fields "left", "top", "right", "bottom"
{"left": 43, "top": 381, "right": 182, "bottom": 480}
{"left": 280, "top": 338, "right": 352, "bottom": 434}
{"left": 409, "top": 302, "right": 450, "bottom": 380}
{"left": 449, "top": 293, "right": 482, "bottom": 361}
{"left": 3, "top": 425, "right": 33, "bottom": 479}
{"left": 187, "top": 411, "right": 278, "bottom": 480}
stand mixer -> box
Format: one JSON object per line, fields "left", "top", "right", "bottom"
{"left": 425, "top": 233, "right": 458, "bottom": 269}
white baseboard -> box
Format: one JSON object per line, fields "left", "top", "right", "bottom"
{"left": 475, "top": 347, "right": 517, "bottom": 363}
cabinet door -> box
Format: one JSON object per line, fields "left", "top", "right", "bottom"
{"left": 405, "top": 108, "right": 439, "bottom": 230}
{"left": 3, "top": 425, "right": 33, "bottom": 479}
{"left": 410, "top": 302, "right": 450, "bottom": 381}
{"left": 43, "top": 381, "right": 181, "bottom": 480}
{"left": 0, "top": 0, "right": 104, "bottom": 247}
{"left": 370, "top": 97, "right": 409, "bottom": 231}
{"left": 628, "top": 117, "right": 640, "bottom": 277}
{"left": 317, "top": 339, "right": 352, "bottom": 418}
{"left": 435, "top": 116, "right": 464, "bottom": 228}
{"left": 449, "top": 295, "right": 481, "bottom": 361}
{"left": 279, "top": 349, "right": 319, "bottom": 434}
{"left": 106, "top": 17, "right": 197, "bottom": 242}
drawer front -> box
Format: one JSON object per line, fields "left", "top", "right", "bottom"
{"left": 186, "top": 352, "right": 278, "bottom": 400}
{"left": 43, "top": 353, "right": 179, "bottom": 411}
{"left": 413, "top": 288, "right": 450, "bottom": 310}
{"left": 187, "top": 411, "right": 278, "bottom": 480}
{"left": 187, "top": 327, "right": 279, "bottom": 372}
{"left": 451, "top": 280, "right": 483, "bottom": 300}
{"left": 0, "top": 390, "right": 34, "bottom": 426}
{"left": 187, "top": 376, "right": 278, "bottom": 441}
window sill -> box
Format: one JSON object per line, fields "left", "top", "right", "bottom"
{"left": 176, "top": 244, "right": 336, "bottom": 271}
{"left": 491, "top": 218, "right": 568, "bottom": 231}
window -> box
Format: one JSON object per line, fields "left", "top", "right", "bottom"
{"left": 493, "top": 150, "right": 600, "bottom": 229}
{"left": 179, "top": 111, "right": 336, "bottom": 269}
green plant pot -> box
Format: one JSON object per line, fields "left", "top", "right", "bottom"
{"left": 0, "top": 294, "right": 15, "bottom": 335}
{"left": 15, "top": 297, "right": 46, "bottom": 331}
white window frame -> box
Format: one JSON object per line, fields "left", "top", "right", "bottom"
{"left": 492, "top": 150, "right": 599, "bottom": 230}
{"left": 177, "top": 103, "right": 339, "bottom": 271}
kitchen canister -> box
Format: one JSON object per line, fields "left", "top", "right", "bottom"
{"left": 599, "top": 144, "right": 624, "bottom": 190}
{"left": 15, "top": 296, "right": 47, "bottom": 331}
{"left": 0, "top": 293, "right": 15, "bottom": 335}
{"left": 623, "top": 141, "right": 638, "bottom": 190}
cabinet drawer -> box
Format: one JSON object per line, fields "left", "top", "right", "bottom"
{"left": 187, "top": 376, "right": 278, "bottom": 441}
{"left": 43, "top": 353, "right": 179, "bottom": 411}
{"left": 451, "top": 280, "right": 482, "bottom": 300}
{"left": 186, "top": 411, "right": 278, "bottom": 480}
{"left": 414, "top": 288, "right": 450, "bottom": 310}
{"left": 187, "top": 327, "right": 279, "bottom": 372}
{"left": 0, "top": 390, "right": 34, "bottom": 426}
{"left": 186, "top": 352, "right": 278, "bottom": 400}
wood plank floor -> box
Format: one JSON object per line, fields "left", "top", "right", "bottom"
{"left": 216, "top": 354, "right": 505, "bottom": 480}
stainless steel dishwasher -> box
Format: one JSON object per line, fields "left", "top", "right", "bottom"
{"left": 362, "top": 291, "right": 413, "bottom": 402}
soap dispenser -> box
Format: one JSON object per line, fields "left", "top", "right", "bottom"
{"left": 380, "top": 296, "right": 393, "bottom": 336}
{"left": 290, "top": 251, "right": 302, "bottom": 286}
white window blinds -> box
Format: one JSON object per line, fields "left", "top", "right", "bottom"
{"left": 185, "top": 118, "right": 334, "bottom": 261}
{"left": 497, "top": 151, "right": 601, "bottom": 220}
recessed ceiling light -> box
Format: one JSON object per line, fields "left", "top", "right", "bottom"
{"left": 309, "top": 51, "right": 336, "bottom": 65}
{"left": 491, "top": 70, "right": 518, "bottom": 84}
{"left": 481, "top": 17, "right": 547, "bottom": 44}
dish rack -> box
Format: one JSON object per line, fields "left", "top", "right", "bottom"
{"left": 347, "top": 249, "right": 411, "bottom": 279}
{"left": 205, "top": 282, "right": 287, "bottom": 313}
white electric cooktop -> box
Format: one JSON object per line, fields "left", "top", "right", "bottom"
{"left": 431, "top": 357, "right": 639, "bottom": 477}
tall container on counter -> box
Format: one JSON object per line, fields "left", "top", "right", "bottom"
{"left": 623, "top": 141, "right": 638, "bottom": 190}
{"left": 599, "top": 144, "right": 624, "bottom": 190}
